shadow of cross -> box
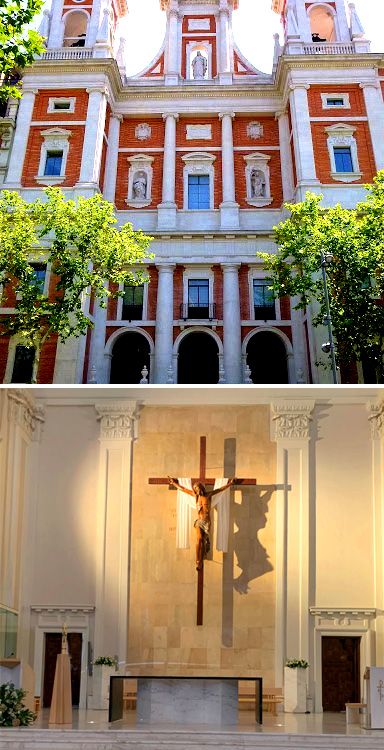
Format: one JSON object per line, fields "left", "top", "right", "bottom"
{"left": 148, "top": 436, "right": 257, "bottom": 626}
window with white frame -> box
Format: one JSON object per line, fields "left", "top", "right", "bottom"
{"left": 325, "top": 124, "right": 362, "bottom": 182}
{"left": 182, "top": 268, "right": 215, "bottom": 320}
{"left": 321, "top": 93, "right": 350, "bottom": 110}
{"left": 36, "top": 128, "right": 71, "bottom": 185}
{"left": 47, "top": 97, "right": 76, "bottom": 114}
{"left": 182, "top": 153, "right": 216, "bottom": 210}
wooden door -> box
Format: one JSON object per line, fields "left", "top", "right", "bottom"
{"left": 43, "top": 633, "right": 83, "bottom": 707}
{"left": 322, "top": 636, "right": 361, "bottom": 711}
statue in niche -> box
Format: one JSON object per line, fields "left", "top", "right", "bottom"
{"left": 168, "top": 477, "right": 235, "bottom": 570}
{"left": 192, "top": 51, "right": 208, "bottom": 80}
{"left": 250, "top": 169, "right": 266, "bottom": 198}
{"left": 132, "top": 171, "right": 147, "bottom": 200}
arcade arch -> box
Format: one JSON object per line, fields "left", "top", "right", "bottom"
{"left": 243, "top": 328, "right": 293, "bottom": 384}
{"left": 173, "top": 327, "right": 222, "bottom": 384}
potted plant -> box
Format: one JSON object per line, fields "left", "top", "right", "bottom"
{"left": 284, "top": 659, "right": 309, "bottom": 713}
{"left": 0, "top": 683, "right": 36, "bottom": 727}
{"left": 89, "top": 657, "right": 117, "bottom": 710}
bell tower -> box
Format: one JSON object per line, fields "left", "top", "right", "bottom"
{"left": 272, "top": 0, "right": 370, "bottom": 54}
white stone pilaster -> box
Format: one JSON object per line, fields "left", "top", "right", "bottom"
{"left": 103, "top": 113, "right": 122, "bottom": 203}
{"left": 154, "top": 264, "right": 175, "bottom": 384}
{"left": 368, "top": 402, "right": 384, "bottom": 664}
{"left": 219, "top": 2, "right": 231, "bottom": 78}
{"left": 289, "top": 83, "right": 319, "bottom": 197}
{"left": 47, "top": 0, "right": 64, "bottom": 48}
{"left": 360, "top": 82, "right": 384, "bottom": 173}
{"left": 219, "top": 111, "right": 239, "bottom": 229}
{"left": 165, "top": 3, "right": 180, "bottom": 84}
{"left": 76, "top": 87, "right": 108, "bottom": 195}
{"left": 87, "top": 296, "right": 108, "bottom": 384}
{"left": 290, "top": 296, "right": 309, "bottom": 384}
{"left": 94, "top": 402, "right": 141, "bottom": 667}
{"left": 271, "top": 400, "right": 315, "bottom": 694}
{"left": 158, "top": 113, "right": 178, "bottom": 229}
{"left": 276, "top": 109, "right": 295, "bottom": 202}
{"left": 4, "top": 89, "right": 36, "bottom": 188}
{"left": 222, "top": 263, "right": 242, "bottom": 384}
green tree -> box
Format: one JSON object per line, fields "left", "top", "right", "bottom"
{"left": 0, "top": 0, "right": 45, "bottom": 104}
{"left": 0, "top": 188, "right": 153, "bottom": 382}
{"left": 258, "top": 173, "right": 384, "bottom": 383}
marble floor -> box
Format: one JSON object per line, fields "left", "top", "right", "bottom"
{"left": 32, "top": 708, "right": 381, "bottom": 736}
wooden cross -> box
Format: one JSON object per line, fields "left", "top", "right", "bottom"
{"left": 148, "top": 436, "right": 257, "bottom": 626}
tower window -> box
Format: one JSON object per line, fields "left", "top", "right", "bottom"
{"left": 44, "top": 151, "right": 63, "bottom": 176}
{"left": 253, "top": 280, "right": 276, "bottom": 320}
{"left": 188, "top": 175, "right": 210, "bottom": 209}
{"left": 334, "top": 147, "right": 354, "bottom": 173}
{"left": 122, "top": 284, "right": 144, "bottom": 320}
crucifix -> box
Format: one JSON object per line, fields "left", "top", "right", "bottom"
{"left": 148, "top": 436, "right": 257, "bottom": 626}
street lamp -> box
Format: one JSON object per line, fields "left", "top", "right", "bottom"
{"left": 320, "top": 251, "right": 338, "bottom": 384}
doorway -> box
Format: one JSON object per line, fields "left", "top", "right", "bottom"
{"left": 110, "top": 332, "right": 150, "bottom": 384}
{"left": 246, "top": 331, "right": 289, "bottom": 384}
{"left": 43, "top": 632, "right": 83, "bottom": 707}
{"left": 177, "top": 331, "right": 219, "bottom": 384}
{"left": 321, "top": 636, "right": 361, "bottom": 711}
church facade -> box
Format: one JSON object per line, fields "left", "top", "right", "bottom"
{"left": 0, "top": 0, "right": 383, "bottom": 384}
{"left": 1, "top": 387, "right": 384, "bottom": 714}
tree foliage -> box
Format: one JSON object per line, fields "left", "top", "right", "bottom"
{"left": 0, "top": 188, "right": 153, "bottom": 381}
{"left": 258, "top": 172, "right": 384, "bottom": 382}
{"left": 0, "top": 0, "right": 45, "bottom": 103}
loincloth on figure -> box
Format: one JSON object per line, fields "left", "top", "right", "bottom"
{"left": 194, "top": 518, "right": 211, "bottom": 556}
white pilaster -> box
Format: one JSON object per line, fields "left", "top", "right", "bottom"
{"left": 154, "top": 264, "right": 175, "bottom": 383}
{"left": 157, "top": 113, "right": 178, "bottom": 230}
{"left": 222, "top": 263, "right": 242, "bottom": 384}
{"left": 289, "top": 83, "right": 319, "bottom": 198}
{"left": 368, "top": 402, "right": 384, "bottom": 665}
{"left": 76, "top": 87, "right": 108, "bottom": 195}
{"left": 219, "top": 2, "right": 231, "bottom": 81}
{"left": 87, "top": 296, "right": 108, "bottom": 384}
{"left": 360, "top": 82, "right": 384, "bottom": 173}
{"left": 290, "top": 296, "right": 309, "bottom": 384}
{"left": 94, "top": 402, "right": 140, "bottom": 666}
{"left": 271, "top": 400, "right": 315, "bottom": 695}
{"left": 4, "top": 89, "right": 36, "bottom": 188}
{"left": 276, "top": 109, "right": 295, "bottom": 202}
{"left": 219, "top": 112, "right": 239, "bottom": 229}
{"left": 103, "top": 113, "right": 122, "bottom": 203}
{"left": 165, "top": 3, "right": 180, "bottom": 85}
{"left": 47, "top": 0, "right": 64, "bottom": 48}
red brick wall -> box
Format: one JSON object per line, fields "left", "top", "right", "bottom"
{"left": 173, "top": 266, "right": 184, "bottom": 319}
{"left": 22, "top": 125, "right": 85, "bottom": 187}
{"left": 32, "top": 89, "right": 89, "bottom": 121}
{"left": 311, "top": 121, "right": 376, "bottom": 184}
{"left": 119, "top": 117, "right": 165, "bottom": 148}
{"left": 233, "top": 116, "right": 279, "bottom": 147}
{"left": 38, "top": 337, "right": 58, "bottom": 383}
{"left": 213, "top": 265, "right": 223, "bottom": 320}
{"left": 177, "top": 117, "right": 221, "bottom": 147}
{"left": 234, "top": 151, "right": 283, "bottom": 208}
{"left": 147, "top": 266, "right": 158, "bottom": 320}
{"left": 0, "top": 336, "right": 9, "bottom": 382}
{"left": 238, "top": 264, "right": 249, "bottom": 320}
{"left": 280, "top": 296, "right": 291, "bottom": 320}
{"left": 307, "top": 84, "right": 366, "bottom": 117}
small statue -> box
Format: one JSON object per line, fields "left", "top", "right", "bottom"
{"left": 192, "top": 51, "right": 208, "bottom": 80}
{"left": 312, "top": 32, "right": 327, "bottom": 42}
{"left": 132, "top": 171, "right": 147, "bottom": 200}
{"left": 250, "top": 169, "right": 265, "bottom": 198}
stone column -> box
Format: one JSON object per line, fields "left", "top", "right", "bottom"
{"left": 271, "top": 400, "right": 315, "bottom": 698}
{"left": 368, "top": 402, "right": 384, "bottom": 664}
{"left": 4, "top": 89, "right": 36, "bottom": 188}
{"left": 47, "top": 0, "right": 65, "bottom": 48}
{"left": 158, "top": 113, "right": 178, "bottom": 230}
{"left": 219, "top": 2, "right": 231, "bottom": 80}
{"left": 219, "top": 112, "right": 239, "bottom": 229}
{"left": 87, "top": 295, "right": 108, "bottom": 384}
{"left": 76, "top": 87, "right": 108, "bottom": 195}
{"left": 290, "top": 296, "right": 309, "bottom": 384}
{"left": 154, "top": 264, "right": 175, "bottom": 383}
{"left": 165, "top": 3, "right": 180, "bottom": 84}
{"left": 276, "top": 109, "right": 295, "bottom": 202}
{"left": 360, "top": 82, "right": 384, "bottom": 172}
{"left": 94, "top": 402, "right": 141, "bottom": 667}
{"left": 222, "top": 264, "right": 242, "bottom": 383}
{"left": 289, "top": 83, "right": 319, "bottom": 198}
{"left": 103, "top": 113, "right": 122, "bottom": 203}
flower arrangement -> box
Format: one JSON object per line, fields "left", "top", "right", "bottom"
{"left": 0, "top": 683, "right": 36, "bottom": 727}
{"left": 93, "top": 656, "right": 117, "bottom": 667}
{"left": 286, "top": 659, "right": 309, "bottom": 669}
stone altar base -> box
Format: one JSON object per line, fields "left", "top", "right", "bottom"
{"left": 137, "top": 678, "right": 238, "bottom": 725}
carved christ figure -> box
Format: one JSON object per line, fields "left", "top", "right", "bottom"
{"left": 168, "top": 477, "right": 235, "bottom": 570}
{"left": 192, "top": 51, "right": 208, "bottom": 80}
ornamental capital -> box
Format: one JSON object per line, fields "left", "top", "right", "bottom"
{"left": 7, "top": 389, "right": 45, "bottom": 442}
{"left": 359, "top": 81, "right": 380, "bottom": 91}
{"left": 219, "top": 111, "right": 236, "bottom": 120}
{"left": 289, "top": 82, "right": 310, "bottom": 93}
{"left": 367, "top": 401, "right": 384, "bottom": 439}
{"left": 271, "top": 400, "right": 315, "bottom": 441}
{"left": 95, "top": 401, "right": 141, "bottom": 441}
{"left": 86, "top": 86, "right": 109, "bottom": 97}
{"left": 162, "top": 112, "right": 179, "bottom": 121}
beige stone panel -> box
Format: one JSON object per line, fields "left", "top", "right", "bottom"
{"left": 247, "top": 627, "right": 262, "bottom": 649}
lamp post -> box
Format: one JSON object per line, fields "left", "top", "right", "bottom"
{"left": 320, "top": 251, "right": 338, "bottom": 384}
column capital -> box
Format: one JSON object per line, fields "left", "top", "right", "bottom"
{"left": 86, "top": 86, "right": 109, "bottom": 96}
{"left": 219, "top": 111, "right": 236, "bottom": 120}
{"left": 20, "top": 87, "right": 38, "bottom": 96}
{"left": 7, "top": 389, "right": 45, "bottom": 443}
{"left": 162, "top": 112, "right": 179, "bottom": 122}
{"left": 368, "top": 402, "right": 384, "bottom": 439}
{"left": 110, "top": 112, "right": 123, "bottom": 122}
{"left": 289, "top": 83, "right": 310, "bottom": 93}
{"left": 271, "top": 400, "right": 315, "bottom": 441}
{"left": 222, "top": 263, "right": 240, "bottom": 273}
{"left": 156, "top": 262, "right": 176, "bottom": 272}
{"left": 360, "top": 81, "right": 380, "bottom": 91}
{"left": 275, "top": 108, "right": 288, "bottom": 120}
{"left": 95, "top": 401, "right": 141, "bottom": 441}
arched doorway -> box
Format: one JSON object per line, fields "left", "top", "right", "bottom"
{"left": 177, "top": 331, "right": 219, "bottom": 384}
{"left": 110, "top": 332, "right": 150, "bottom": 384}
{"left": 246, "top": 331, "right": 289, "bottom": 384}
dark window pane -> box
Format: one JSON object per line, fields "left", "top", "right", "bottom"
{"left": 53, "top": 101, "right": 70, "bottom": 110}
{"left": 30, "top": 263, "right": 46, "bottom": 293}
{"left": 11, "top": 346, "right": 35, "bottom": 384}
{"left": 188, "top": 279, "right": 210, "bottom": 317}
{"left": 44, "top": 151, "right": 63, "bottom": 176}
{"left": 327, "top": 99, "right": 344, "bottom": 107}
{"left": 334, "top": 147, "right": 354, "bottom": 173}
{"left": 188, "top": 174, "right": 210, "bottom": 209}
{"left": 122, "top": 284, "right": 144, "bottom": 320}
{"left": 253, "top": 280, "right": 276, "bottom": 320}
